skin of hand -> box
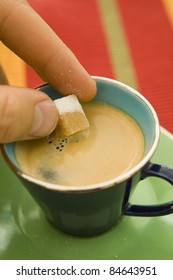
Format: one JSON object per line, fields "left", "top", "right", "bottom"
{"left": 0, "top": 0, "right": 96, "bottom": 143}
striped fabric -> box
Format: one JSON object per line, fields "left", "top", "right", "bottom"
{"left": 1, "top": 0, "right": 173, "bottom": 133}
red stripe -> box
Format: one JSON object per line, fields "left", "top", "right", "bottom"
{"left": 118, "top": 0, "right": 173, "bottom": 132}
{"left": 26, "top": 0, "right": 114, "bottom": 87}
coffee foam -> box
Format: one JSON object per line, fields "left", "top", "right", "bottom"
{"left": 35, "top": 130, "right": 89, "bottom": 183}
{"left": 15, "top": 102, "right": 145, "bottom": 186}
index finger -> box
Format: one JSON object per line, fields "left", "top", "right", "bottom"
{"left": 0, "top": 0, "right": 96, "bottom": 101}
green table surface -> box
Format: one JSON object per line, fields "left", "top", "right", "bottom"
{"left": 0, "top": 128, "right": 173, "bottom": 260}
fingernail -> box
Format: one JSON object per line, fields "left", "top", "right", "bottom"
{"left": 29, "top": 100, "right": 58, "bottom": 137}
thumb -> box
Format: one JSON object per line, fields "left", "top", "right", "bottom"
{"left": 0, "top": 85, "right": 58, "bottom": 143}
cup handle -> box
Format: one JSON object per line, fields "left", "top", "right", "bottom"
{"left": 124, "top": 162, "right": 173, "bottom": 216}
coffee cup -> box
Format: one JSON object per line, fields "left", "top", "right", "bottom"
{"left": 2, "top": 76, "right": 173, "bottom": 236}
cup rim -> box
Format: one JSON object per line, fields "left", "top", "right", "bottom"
{"left": 1, "top": 76, "right": 160, "bottom": 193}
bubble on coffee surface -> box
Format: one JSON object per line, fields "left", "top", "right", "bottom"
{"left": 46, "top": 135, "right": 69, "bottom": 153}
{"left": 46, "top": 128, "right": 89, "bottom": 153}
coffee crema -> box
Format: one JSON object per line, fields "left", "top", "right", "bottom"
{"left": 15, "top": 102, "right": 145, "bottom": 186}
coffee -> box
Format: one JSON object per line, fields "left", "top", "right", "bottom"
{"left": 15, "top": 102, "right": 145, "bottom": 186}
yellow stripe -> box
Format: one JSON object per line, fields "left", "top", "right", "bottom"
{"left": 97, "top": 0, "right": 138, "bottom": 89}
{"left": 0, "top": 42, "right": 26, "bottom": 86}
{"left": 161, "top": 0, "right": 173, "bottom": 27}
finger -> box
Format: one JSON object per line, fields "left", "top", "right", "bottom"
{"left": 0, "top": 0, "right": 96, "bottom": 102}
{"left": 0, "top": 85, "right": 58, "bottom": 143}
{"left": 0, "top": 64, "right": 9, "bottom": 85}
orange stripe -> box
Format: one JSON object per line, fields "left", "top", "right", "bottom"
{"left": 161, "top": 0, "right": 173, "bottom": 27}
{"left": 0, "top": 42, "right": 26, "bottom": 86}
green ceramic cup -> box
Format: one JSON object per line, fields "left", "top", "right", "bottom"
{"left": 2, "top": 77, "right": 173, "bottom": 236}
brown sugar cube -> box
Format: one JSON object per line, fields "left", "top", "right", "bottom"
{"left": 54, "top": 94, "right": 89, "bottom": 136}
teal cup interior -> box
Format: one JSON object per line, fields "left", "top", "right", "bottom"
{"left": 4, "top": 76, "right": 173, "bottom": 237}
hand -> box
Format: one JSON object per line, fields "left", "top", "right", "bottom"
{"left": 0, "top": 0, "right": 96, "bottom": 143}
